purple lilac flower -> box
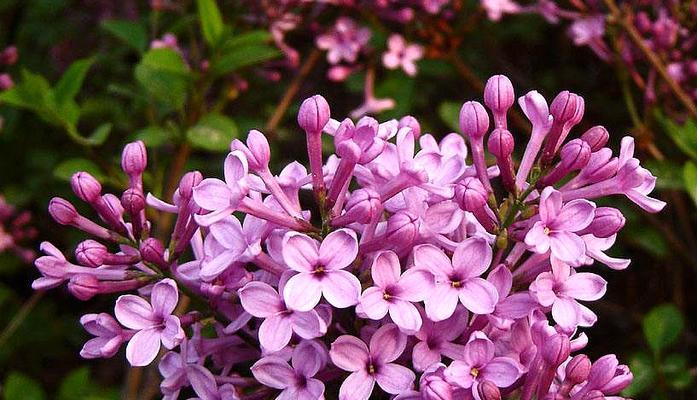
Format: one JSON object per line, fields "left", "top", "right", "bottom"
{"left": 382, "top": 34, "right": 424, "bottom": 76}
{"left": 316, "top": 17, "right": 371, "bottom": 65}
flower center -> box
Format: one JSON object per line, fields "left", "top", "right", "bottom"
{"left": 313, "top": 265, "right": 326, "bottom": 276}
{"left": 470, "top": 367, "right": 479, "bottom": 377}
{"left": 451, "top": 280, "right": 462, "bottom": 288}
{"left": 543, "top": 226, "right": 551, "bottom": 235}
{"left": 368, "top": 363, "right": 376, "bottom": 375}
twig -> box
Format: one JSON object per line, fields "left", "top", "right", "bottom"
{"left": 603, "top": 0, "right": 697, "bottom": 118}
{"left": 264, "top": 48, "right": 322, "bottom": 134}
{"left": 0, "top": 291, "right": 43, "bottom": 347}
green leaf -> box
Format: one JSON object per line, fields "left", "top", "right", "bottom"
{"left": 54, "top": 158, "right": 106, "bottom": 182}
{"left": 3, "top": 372, "right": 45, "bottom": 400}
{"left": 196, "top": 0, "right": 224, "bottom": 47}
{"left": 186, "top": 113, "right": 238, "bottom": 152}
{"left": 622, "top": 352, "right": 655, "bottom": 397}
{"left": 54, "top": 57, "right": 95, "bottom": 105}
{"left": 438, "top": 102, "right": 461, "bottom": 132}
{"left": 87, "top": 123, "right": 112, "bottom": 145}
{"left": 58, "top": 367, "right": 119, "bottom": 400}
{"left": 101, "top": 19, "right": 147, "bottom": 52}
{"left": 655, "top": 113, "right": 697, "bottom": 160}
{"left": 683, "top": 161, "right": 697, "bottom": 207}
{"left": 134, "top": 48, "right": 191, "bottom": 110}
{"left": 643, "top": 303, "right": 684, "bottom": 356}
{"left": 644, "top": 160, "right": 684, "bottom": 190}
{"left": 662, "top": 353, "right": 694, "bottom": 390}
{"left": 211, "top": 44, "right": 280, "bottom": 76}
{"left": 134, "top": 125, "right": 173, "bottom": 147}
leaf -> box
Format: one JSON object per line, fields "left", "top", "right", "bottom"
{"left": 186, "top": 113, "right": 238, "bottom": 152}
{"left": 438, "top": 102, "right": 461, "bottom": 132}
{"left": 87, "top": 123, "right": 112, "bottom": 145}
{"left": 211, "top": 44, "right": 280, "bottom": 76}
{"left": 196, "top": 0, "right": 224, "bottom": 47}
{"left": 661, "top": 353, "right": 694, "bottom": 390}
{"left": 642, "top": 303, "right": 684, "bottom": 356}
{"left": 54, "top": 57, "right": 95, "bottom": 105}
{"left": 101, "top": 19, "right": 147, "bottom": 52}
{"left": 655, "top": 113, "right": 697, "bottom": 160}
{"left": 622, "top": 352, "right": 655, "bottom": 397}
{"left": 644, "top": 160, "right": 684, "bottom": 190}
{"left": 220, "top": 30, "right": 273, "bottom": 52}
{"left": 58, "top": 367, "right": 119, "bottom": 400}
{"left": 3, "top": 372, "right": 46, "bottom": 400}
{"left": 134, "top": 48, "right": 191, "bottom": 110}
{"left": 54, "top": 158, "right": 106, "bottom": 182}
{"left": 134, "top": 126, "right": 173, "bottom": 147}
{"left": 683, "top": 161, "right": 697, "bottom": 207}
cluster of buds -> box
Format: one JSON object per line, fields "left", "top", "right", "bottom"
{"left": 0, "top": 195, "right": 36, "bottom": 263}
{"left": 33, "top": 74, "right": 663, "bottom": 399}
{"left": 0, "top": 45, "right": 18, "bottom": 91}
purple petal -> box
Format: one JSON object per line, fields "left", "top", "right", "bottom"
{"left": 321, "top": 270, "right": 361, "bottom": 309}
{"left": 360, "top": 287, "right": 389, "bottom": 320}
{"left": 539, "top": 187, "right": 562, "bottom": 223}
{"left": 259, "top": 314, "right": 293, "bottom": 352}
{"left": 496, "top": 292, "right": 539, "bottom": 319}
{"left": 283, "top": 273, "right": 322, "bottom": 312}
{"left": 375, "top": 363, "right": 416, "bottom": 394}
{"left": 297, "top": 378, "right": 325, "bottom": 399}
{"left": 330, "top": 335, "right": 370, "bottom": 372}
{"left": 319, "top": 229, "right": 358, "bottom": 270}
{"left": 151, "top": 279, "right": 179, "bottom": 317}
{"left": 576, "top": 302, "right": 598, "bottom": 327}
{"left": 480, "top": 357, "right": 524, "bottom": 387}
{"left": 209, "top": 216, "right": 246, "bottom": 251}
{"left": 371, "top": 251, "right": 401, "bottom": 288}
{"left": 412, "top": 341, "right": 441, "bottom": 372}
{"left": 425, "top": 283, "right": 459, "bottom": 321}
{"left": 389, "top": 300, "right": 422, "bottom": 333}
{"left": 339, "top": 371, "right": 375, "bottom": 400}
{"left": 370, "top": 324, "right": 407, "bottom": 364}
{"left": 397, "top": 268, "right": 434, "bottom": 302}
{"left": 413, "top": 244, "right": 453, "bottom": 278}
{"left": 552, "top": 199, "right": 595, "bottom": 232}
{"left": 550, "top": 231, "right": 586, "bottom": 264}
{"left": 125, "top": 328, "right": 161, "bottom": 366}
{"left": 187, "top": 364, "right": 220, "bottom": 400}
{"left": 238, "top": 282, "right": 283, "bottom": 318}
{"left": 290, "top": 311, "right": 323, "bottom": 340}
{"left": 458, "top": 278, "right": 498, "bottom": 315}
{"left": 452, "top": 238, "right": 492, "bottom": 278}
{"left": 114, "top": 294, "right": 156, "bottom": 330}
{"left": 160, "top": 315, "right": 184, "bottom": 349}
{"left": 200, "top": 250, "right": 238, "bottom": 281}
{"left": 282, "top": 232, "right": 319, "bottom": 272}
{"left": 562, "top": 272, "right": 607, "bottom": 301}
{"left": 224, "top": 151, "right": 249, "bottom": 185}
{"left": 552, "top": 296, "right": 580, "bottom": 329}
{"left": 487, "top": 264, "right": 513, "bottom": 298}
{"left": 192, "top": 178, "right": 232, "bottom": 211}
{"left": 423, "top": 201, "right": 464, "bottom": 234}
{"left": 464, "top": 336, "right": 494, "bottom": 367}
{"left": 524, "top": 222, "right": 551, "bottom": 254}
{"left": 292, "top": 340, "right": 326, "bottom": 377}
{"left": 251, "top": 356, "right": 295, "bottom": 389}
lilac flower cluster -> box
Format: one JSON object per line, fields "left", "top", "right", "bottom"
{"left": 33, "top": 74, "right": 664, "bottom": 399}
{"left": 0, "top": 195, "right": 36, "bottom": 263}
{"left": 482, "top": 0, "right": 697, "bottom": 106}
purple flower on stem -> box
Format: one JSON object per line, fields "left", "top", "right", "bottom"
{"left": 282, "top": 229, "right": 360, "bottom": 311}
{"left": 382, "top": 34, "right": 424, "bottom": 77}
{"left": 330, "top": 324, "right": 415, "bottom": 400}
{"left": 525, "top": 187, "right": 596, "bottom": 265}
{"left": 412, "top": 307, "right": 468, "bottom": 371}
{"left": 415, "top": 238, "right": 499, "bottom": 320}
{"left": 192, "top": 151, "right": 249, "bottom": 226}
{"left": 115, "top": 278, "right": 185, "bottom": 366}
{"left": 79, "top": 313, "right": 127, "bottom": 359}
{"left": 358, "top": 251, "right": 434, "bottom": 332}
{"left": 316, "top": 17, "right": 371, "bottom": 65}
{"left": 529, "top": 258, "right": 607, "bottom": 330}
{"left": 251, "top": 341, "right": 326, "bottom": 399}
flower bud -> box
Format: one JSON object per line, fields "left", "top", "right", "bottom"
{"left": 584, "top": 390, "right": 605, "bottom": 400}
{"left": 48, "top": 197, "right": 78, "bottom": 224}
{"left": 559, "top": 139, "right": 591, "bottom": 170}
{"left": 298, "top": 95, "right": 331, "bottom": 133}
{"left": 459, "top": 101, "right": 489, "bottom": 140}
{"left": 581, "top": 126, "right": 609, "bottom": 152}
{"left": 477, "top": 380, "right": 501, "bottom": 400}
{"left": 579, "top": 207, "right": 625, "bottom": 238}
{"left": 140, "top": 237, "right": 166, "bottom": 267}
{"left": 68, "top": 274, "right": 100, "bottom": 301}
{"left": 587, "top": 354, "right": 619, "bottom": 388}
{"left": 121, "top": 141, "right": 147, "bottom": 177}
{"left": 334, "top": 188, "right": 381, "bottom": 225}
{"left": 454, "top": 177, "right": 487, "bottom": 211}
{"left": 421, "top": 370, "right": 453, "bottom": 400}
{"left": 75, "top": 240, "right": 108, "bottom": 267}
{"left": 550, "top": 91, "right": 580, "bottom": 125}
{"left": 484, "top": 75, "right": 514, "bottom": 118}
{"left": 71, "top": 172, "right": 102, "bottom": 203}
{"left": 487, "top": 128, "right": 514, "bottom": 159}
{"left": 542, "top": 333, "right": 570, "bottom": 367}
{"left": 518, "top": 90, "right": 550, "bottom": 129}
{"left": 565, "top": 355, "right": 591, "bottom": 384}
{"left": 179, "top": 171, "right": 203, "bottom": 200}
{"left": 121, "top": 188, "right": 145, "bottom": 216}
{"left": 0, "top": 46, "right": 18, "bottom": 65}
{"left": 0, "top": 73, "right": 14, "bottom": 90}
{"left": 398, "top": 115, "right": 421, "bottom": 139}
{"left": 232, "top": 130, "right": 271, "bottom": 172}
{"left": 600, "top": 364, "right": 632, "bottom": 394}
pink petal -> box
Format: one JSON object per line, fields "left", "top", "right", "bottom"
{"left": 481, "top": 357, "right": 523, "bottom": 387}
{"left": 321, "top": 270, "right": 361, "bottom": 309}
{"left": 423, "top": 201, "right": 463, "bottom": 234}
{"left": 452, "top": 238, "right": 492, "bottom": 279}
{"left": 251, "top": 356, "right": 295, "bottom": 389}
{"left": 524, "top": 222, "right": 552, "bottom": 254}
{"left": 290, "top": 310, "right": 323, "bottom": 339}
{"left": 200, "top": 250, "right": 237, "bottom": 281}
{"left": 330, "top": 335, "right": 370, "bottom": 372}
{"left": 359, "top": 287, "right": 389, "bottom": 320}
{"left": 187, "top": 364, "right": 220, "bottom": 400}
{"left": 283, "top": 273, "right": 322, "bottom": 312}
{"left": 151, "top": 278, "right": 179, "bottom": 317}
{"left": 459, "top": 278, "right": 498, "bottom": 314}
{"left": 550, "top": 231, "right": 586, "bottom": 264}
{"left": 339, "top": 371, "right": 375, "bottom": 400}
{"left": 370, "top": 324, "right": 407, "bottom": 364}
{"left": 282, "top": 232, "right": 320, "bottom": 272}
{"left": 371, "top": 251, "right": 401, "bottom": 288}
{"left": 412, "top": 341, "right": 441, "bottom": 372}
{"left": 375, "top": 363, "right": 416, "bottom": 394}
{"left": 464, "top": 337, "right": 494, "bottom": 367}
{"left": 239, "top": 282, "right": 284, "bottom": 318}
{"left": 192, "top": 178, "right": 232, "bottom": 211}
{"left": 115, "top": 294, "right": 155, "bottom": 330}
{"left": 576, "top": 302, "right": 598, "bottom": 327}
{"left": 259, "top": 314, "right": 293, "bottom": 352}
{"left": 125, "top": 328, "right": 161, "bottom": 366}
{"left": 297, "top": 378, "right": 325, "bottom": 399}
{"left": 293, "top": 340, "right": 326, "bottom": 377}
{"left": 413, "top": 244, "right": 453, "bottom": 278}
{"left": 425, "top": 283, "right": 459, "bottom": 321}
{"left": 562, "top": 272, "right": 607, "bottom": 301}
{"left": 319, "top": 229, "right": 358, "bottom": 270}
{"left": 389, "top": 300, "right": 422, "bottom": 333}
{"left": 496, "top": 292, "right": 539, "bottom": 319}
{"left": 224, "top": 151, "right": 249, "bottom": 185}
{"left": 209, "top": 216, "right": 246, "bottom": 251}
{"left": 397, "top": 268, "right": 434, "bottom": 302}
{"left": 539, "top": 187, "right": 562, "bottom": 223}
{"left": 160, "top": 315, "right": 184, "bottom": 349}
{"left": 552, "top": 199, "right": 595, "bottom": 232}
{"left": 383, "top": 52, "right": 401, "bottom": 69}
{"left": 552, "top": 297, "right": 580, "bottom": 329}
{"left": 487, "top": 264, "right": 512, "bottom": 297}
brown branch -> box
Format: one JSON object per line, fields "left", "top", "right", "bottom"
{"left": 0, "top": 291, "right": 43, "bottom": 347}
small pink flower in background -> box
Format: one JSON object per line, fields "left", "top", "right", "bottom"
{"left": 251, "top": 341, "right": 326, "bottom": 399}
{"left": 282, "top": 229, "right": 361, "bottom": 311}
{"left": 0, "top": 73, "right": 13, "bottom": 90}
{"left": 316, "top": 17, "right": 371, "bottom": 65}
{"left": 525, "top": 186, "right": 595, "bottom": 265}
{"left": 382, "top": 34, "right": 424, "bottom": 77}
{"left": 568, "top": 15, "right": 611, "bottom": 61}
{"left": 330, "top": 324, "right": 415, "bottom": 400}
{"left": 115, "top": 278, "right": 185, "bottom": 366}
{"left": 481, "top": 0, "right": 521, "bottom": 21}
{"left": 151, "top": 33, "right": 179, "bottom": 50}
{"left": 529, "top": 258, "right": 607, "bottom": 330}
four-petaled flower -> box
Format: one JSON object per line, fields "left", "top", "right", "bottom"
{"left": 251, "top": 341, "right": 326, "bottom": 400}
{"left": 115, "top": 278, "right": 185, "bottom": 366}
{"left": 382, "top": 34, "right": 424, "bottom": 77}
{"left": 192, "top": 151, "right": 249, "bottom": 226}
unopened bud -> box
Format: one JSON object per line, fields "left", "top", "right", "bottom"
{"left": 298, "top": 95, "right": 331, "bottom": 134}
{"left": 75, "top": 240, "right": 108, "bottom": 267}
{"left": 579, "top": 207, "right": 625, "bottom": 238}
{"left": 580, "top": 126, "right": 609, "bottom": 152}
{"left": 459, "top": 101, "right": 489, "bottom": 140}
{"left": 454, "top": 177, "right": 487, "bottom": 211}
{"left": 71, "top": 172, "right": 102, "bottom": 203}
{"left": 477, "top": 380, "right": 501, "bottom": 400}
{"left": 550, "top": 91, "right": 580, "bottom": 124}
{"left": 484, "top": 75, "right": 515, "bottom": 121}
{"left": 49, "top": 197, "right": 78, "bottom": 225}
{"left": 398, "top": 115, "right": 421, "bottom": 138}
{"left": 542, "top": 333, "right": 570, "bottom": 367}
{"left": 232, "top": 130, "right": 271, "bottom": 171}
{"left": 121, "top": 141, "right": 147, "bottom": 177}
{"left": 68, "top": 274, "right": 100, "bottom": 301}
{"left": 140, "top": 238, "right": 166, "bottom": 267}
{"left": 487, "top": 128, "right": 514, "bottom": 159}
{"left": 565, "top": 354, "right": 591, "bottom": 384}
{"left": 121, "top": 188, "right": 145, "bottom": 216}
{"left": 559, "top": 139, "right": 591, "bottom": 170}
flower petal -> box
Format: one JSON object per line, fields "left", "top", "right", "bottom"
{"left": 339, "top": 371, "right": 375, "bottom": 400}
{"left": 425, "top": 283, "right": 459, "bottom": 322}
{"left": 458, "top": 278, "right": 498, "bottom": 315}
{"left": 412, "top": 341, "right": 441, "bottom": 372}
{"left": 125, "top": 328, "right": 161, "bottom": 367}
{"left": 319, "top": 229, "right": 358, "bottom": 270}
{"left": 371, "top": 251, "right": 401, "bottom": 288}
{"left": 562, "top": 272, "right": 607, "bottom": 301}
{"left": 376, "top": 363, "right": 415, "bottom": 394}
{"left": 192, "top": 178, "right": 232, "bottom": 211}
{"left": 359, "top": 287, "right": 389, "bottom": 320}
{"left": 239, "top": 281, "right": 284, "bottom": 318}
{"left": 321, "top": 270, "right": 361, "bottom": 309}
{"left": 115, "top": 294, "right": 156, "bottom": 330}
{"left": 283, "top": 273, "right": 322, "bottom": 312}
{"left": 251, "top": 356, "right": 295, "bottom": 389}
{"left": 481, "top": 357, "right": 523, "bottom": 387}
{"left": 151, "top": 278, "right": 179, "bottom": 317}
{"left": 282, "top": 232, "right": 319, "bottom": 272}
{"left": 290, "top": 310, "right": 323, "bottom": 340}
{"left": 259, "top": 314, "right": 293, "bottom": 352}
{"left": 552, "top": 199, "right": 595, "bottom": 232}
{"left": 397, "top": 268, "right": 434, "bottom": 302}
{"left": 370, "top": 324, "right": 407, "bottom": 364}
{"left": 330, "top": 335, "right": 370, "bottom": 372}
{"left": 413, "top": 244, "right": 453, "bottom": 278}
{"left": 452, "top": 237, "right": 492, "bottom": 278}
{"left": 389, "top": 300, "right": 422, "bottom": 333}
{"left": 463, "top": 336, "right": 494, "bottom": 367}
{"left": 550, "top": 231, "right": 586, "bottom": 265}
{"left": 552, "top": 296, "right": 580, "bottom": 329}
